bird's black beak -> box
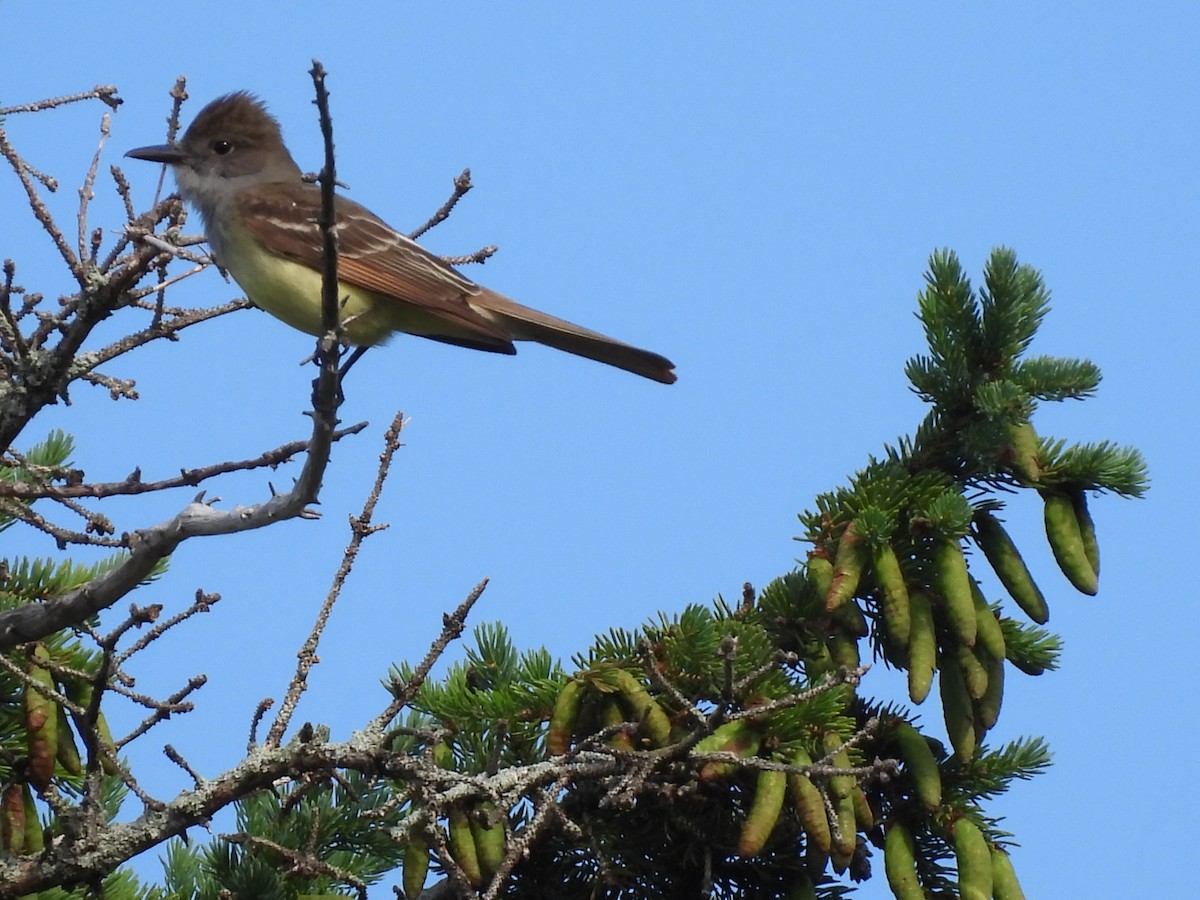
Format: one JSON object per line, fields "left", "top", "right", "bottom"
{"left": 125, "top": 143, "right": 187, "bottom": 164}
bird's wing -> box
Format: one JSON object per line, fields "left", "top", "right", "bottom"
{"left": 235, "top": 181, "right": 513, "bottom": 345}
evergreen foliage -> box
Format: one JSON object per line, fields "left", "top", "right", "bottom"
{"left": 0, "top": 249, "right": 1148, "bottom": 898}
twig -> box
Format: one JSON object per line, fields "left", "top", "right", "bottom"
{"left": 117, "top": 675, "right": 206, "bottom": 746}
{"left": 0, "top": 498, "right": 126, "bottom": 549}
{"left": 372, "top": 579, "right": 489, "bottom": 731}
{"left": 307, "top": 60, "right": 343, "bottom": 396}
{"left": 74, "top": 648, "right": 116, "bottom": 783}
{"left": 0, "top": 232, "right": 167, "bottom": 448}
{"left": 724, "top": 666, "right": 867, "bottom": 723}
{"left": 78, "top": 295, "right": 252, "bottom": 370}
{"left": 731, "top": 649, "right": 802, "bottom": 696}
{"left": 47, "top": 492, "right": 116, "bottom": 535}
{"left": 104, "top": 194, "right": 188, "bottom": 273}
{"left": 78, "top": 371, "right": 139, "bottom": 401}
{"left": 163, "top": 744, "right": 205, "bottom": 788}
{"left": 0, "top": 422, "right": 366, "bottom": 501}
{"left": 100, "top": 602, "right": 162, "bottom": 649}
{"left": 265, "top": 412, "right": 406, "bottom": 747}
{"left": 0, "top": 86, "right": 120, "bottom": 117}
{"left": 133, "top": 232, "right": 213, "bottom": 266}
{"left": 441, "top": 245, "right": 498, "bottom": 267}
{"left": 0, "top": 127, "right": 80, "bottom": 279}
{"left": 112, "top": 163, "right": 136, "bottom": 223}
{"left": 166, "top": 77, "right": 188, "bottom": 142}
{"left": 146, "top": 77, "right": 188, "bottom": 208}
{"left": 638, "top": 637, "right": 705, "bottom": 727}
{"left": 408, "top": 168, "right": 474, "bottom": 240}
{"left": 0, "top": 259, "right": 28, "bottom": 360}
{"left": 77, "top": 113, "right": 111, "bottom": 268}
{"left": 115, "top": 589, "right": 220, "bottom": 666}
{"left": 248, "top": 698, "right": 274, "bottom": 750}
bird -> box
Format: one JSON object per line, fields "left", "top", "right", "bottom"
{"left": 126, "top": 92, "right": 676, "bottom": 384}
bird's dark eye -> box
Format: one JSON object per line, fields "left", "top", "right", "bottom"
{"left": 212, "top": 139, "right": 233, "bottom": 155}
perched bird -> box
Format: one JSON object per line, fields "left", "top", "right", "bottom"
{"left": 126, "top": 92, "right": 676, "bottom": 384}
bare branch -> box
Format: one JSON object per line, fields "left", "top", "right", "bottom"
{"left": 111, "top": 163, "right": 137, "bottom": 224}
{"left": 143, "top": 76, "right": 189, "bottom": 208}
{"left": 308, "top": 60, "right": 343, "bottom": 369}
{"left": 265, "top": 412, "right": 406, "bottom": 747}
{"left": 0, "top": 497, "right": 126, "bottom": 549}
{"left": 131, "top": 231, "right": 212, "bottom": 267}
{"left": 441, "top": 244, "right": 498, "bottom": 267}
{"left": 409, "top": 168, "right": 474, "bottom": 240}
{"left": 0, "top": 86, "right": 120, "bottom": 117}
{"left": 77, "top": 113, "right": 111, "bottom": 266}
{"left": 372, "top": 578, "right": 489, "bottom": 732}
{"left": 0, "top": 127, "right": 81, "bottom": 279}
{"left": 115, "top": 589, "right": 220, "bottom": 666}
{"left": 163, "top": 744, "right": 204, "bottom": 788}
{"left": 80, "top": 295, "right": 252, "bottom": 370}
{"left": 638, "top": 637, "right": 705, "bottom": 727}
{"left": 248, "top": 698, "right": 274, "bottom": 751}
{"left": 77, "top": 370, "right": 139, "bottom": 401}
{"left": 0, "top": 394, "right": 352, "bottom": 647}
{"left": 0, "top": 422, "right": 367, "bottom": 501}
{"left": 0, "top": 259, "right": 29, "bottom": 360}
{"left": 117, "top": 675, "right": 206, "bottom": 747}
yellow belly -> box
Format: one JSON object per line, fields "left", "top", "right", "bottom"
{"left": 223, "top": 242, "right": 398, "bottom": 346}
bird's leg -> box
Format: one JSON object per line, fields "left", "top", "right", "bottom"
{"left": 338, "top": 345, "right": 370, "bottom": 379}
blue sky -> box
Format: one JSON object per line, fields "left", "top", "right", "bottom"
{"left": 2, "top": 4, "right": 1195, "bottom": 896}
